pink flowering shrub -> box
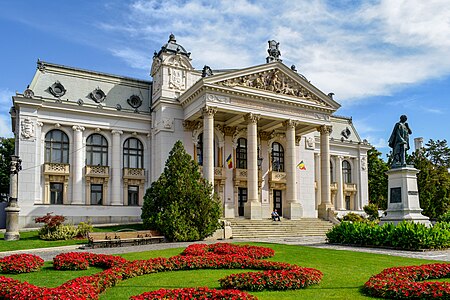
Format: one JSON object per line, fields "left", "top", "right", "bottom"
{"left": 363, "top": 263, "right": 450, "bottom": 299}
{"left": 0, "top": 254, "right": 44, "bottom": 274}
{"left": 0, "top": 243, "right": 322, "bottom": 299}
{"left": 130, "top": 287, "right": 258, "bottom": 300}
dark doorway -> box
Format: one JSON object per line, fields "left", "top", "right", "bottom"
{"left": 273, "top": 189, "right": 282, "bottom": 216}
{"left": 238, "top": 187, "right": 247, "bottom": 216}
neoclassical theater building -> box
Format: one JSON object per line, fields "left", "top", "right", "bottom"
{"left": 10, "top": 35, "right": 371, "bottom": 227}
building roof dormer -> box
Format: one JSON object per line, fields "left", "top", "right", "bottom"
{"left": 155, "top": 34, "right": 191, "bottom": 58}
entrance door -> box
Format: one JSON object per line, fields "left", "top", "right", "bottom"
{"left": 238, "top": 187, "right": 247, "bottom": 216}
{"left": 273, "top": 190, "right": 282, "bottom": 216}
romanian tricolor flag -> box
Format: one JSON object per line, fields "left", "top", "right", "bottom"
{"left": 226, "top": 154, "right": 233, "bottom": 169}
{"left": 297, "top": 160, "right": 306, "bottom": 170}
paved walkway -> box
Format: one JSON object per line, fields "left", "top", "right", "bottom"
{"left": 1, "top": 236, "right": 449, "bottom": 262}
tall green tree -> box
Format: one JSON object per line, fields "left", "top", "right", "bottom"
{"left": 0, "top": 137, "right": 15, "bottom": 200}
{"left": 141, "top": 141, "right": 222, "bottom": 242}
{"left": 408, "top": 141, "right": 450, "bottom": 219}
{"left": 424, "top": 139, "right": 450, "bottom": 168}
{"left": 367, "top": 147, "right": 389, "bottom": 209}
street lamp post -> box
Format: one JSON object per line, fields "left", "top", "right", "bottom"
{"left": 4, "top": 155, "right": 21, "bottom": 241}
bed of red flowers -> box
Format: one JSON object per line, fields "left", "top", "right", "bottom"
{"left": 363, "top": 263, "right": 450, "bottom": 299}
{"left": 0, "top": 243, "right": 322, "bottom": 299}
{"left": 130, "top": 287, "right": 258, "bottom": 300}
{"left": 0, "top": 254, "right": 44, "bottom": 274}
{"left": 181, "top": 243, "right": 275, "bottom": 259}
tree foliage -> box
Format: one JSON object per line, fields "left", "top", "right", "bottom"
{"left": 0, "top": 137, "right": 15, "bottom": 200}
{"left": 367, "top": 147, "right": 389, "bottom": 209}
{"left": 408, "top": 146, "right": 450, "bottom": 219}
{"left": 424, "top": 139, "right": 450, "bottom": 168}
{"left": 141, "top": 141, "right": 222, "bottom": 242}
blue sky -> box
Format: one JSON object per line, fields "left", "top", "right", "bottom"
{"left": 1, "top": 0, "right": 449, "bottom": 158}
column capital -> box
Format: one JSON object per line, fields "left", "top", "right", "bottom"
{"left": 258, "top": 130, "right": 271, "bottom": 140}
{"left": 283, "top": 119, "right": 297, "bottom": 129}
{"left": 202, "top": 106, "right": 217, "bottom": 117}
{"left": 318, "top": 125, "right": 332, "bottom": 135}
{"left": 111, "top": 129, "right": 123, "bottom": 135}
{"left": 244, "top": 113, "right": 260, "bottom": 124}
{"left": 72, "top": 125, "right": 85, "bottom": 132}
{"left": 223, "top": 126, "right": 236, "bottom": 136}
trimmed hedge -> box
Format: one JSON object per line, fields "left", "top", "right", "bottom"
{"left": 326, "top": 221, "right": 450, "bottom": 250}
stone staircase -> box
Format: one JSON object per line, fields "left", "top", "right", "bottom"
{"left": 228, "top": 218, "right": 335, "bottom": 239}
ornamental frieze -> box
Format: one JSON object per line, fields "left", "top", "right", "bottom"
{"left": 217, "top": 69, "right": 324, "bottom": 105}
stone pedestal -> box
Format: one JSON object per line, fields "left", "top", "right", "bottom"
{"left": 318, "top": 203, "right": 334, "bottom": 220}
{"left": 244, "top": 201, "right": 262, "bottom": 220}
{"left": 380, "top": 166, "right": 430, "bottom": 225}
{"left": 4, "top": 204, "right": 20, "bottom": 241}
{"left": 283, "top": 202, "right": 302, "bottom": 220}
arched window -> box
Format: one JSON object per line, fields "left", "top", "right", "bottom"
{"left": 86, "top": 134, "right": 108, "bottom": 166}
{"left": 197, "top": 133, "right": 203, "bottom": 166}
{"left": 272, "top": 142, "right": 284, "bottom": 172}
{"left": 342, "top": 160, "right": 352, "bottom": 183}
{"left": 236, "top": 138, "right": 247, "bottom": 169}
{"left": 123, "top": 138, "right": 143, "bottom": 168}
{"left": 45, "top": 130, "right": 69, "bottom": 163}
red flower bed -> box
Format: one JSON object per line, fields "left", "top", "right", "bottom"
{"left": 130, "top": 287, "right": 258, "bottom": 300}
{"left": 0, "top": 243, "right": 322, "bottom": 299}
{"left": 363, "top": 263, "right": 450, "bottom": 299}
{"left": 219, "top": 267, "right": 323, "bottom": 291}
{"left": 182, "top": 243, "right": 275, "bottom": 259}
{"left": 0, "top": 254, "right": 44, "bottom": 274}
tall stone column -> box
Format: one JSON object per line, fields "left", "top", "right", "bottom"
{"left": 314, "top": 152, "right": 321, "bottom": 210}
{"left": 111, "top": 130, "right": 123, "bottom": 205}
{"left": 283, "top": 120, "right": 302, "bottom": 219}
{"left": 5, "top": 156, "right": 21, "bottom": 241}
{"left": 72, "top": 125, "right": 85, "bottom": 204}
{"left": 202, "top": 106, "right": 216, "bottom": 184}
{"left": 353, "top": 157, "right": 361, "bottom": 210}
{"left": 244, "top": 113, "right": 261, "bottom": 219}
{"left": 335, "top": 155, "right": 344, "bottom": 210}
{"left": 318, "top": 125, "right": 333, "bottom": 219}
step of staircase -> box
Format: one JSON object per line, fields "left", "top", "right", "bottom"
{"left": 228, "top": 218, "right": 334, "bottom": 239}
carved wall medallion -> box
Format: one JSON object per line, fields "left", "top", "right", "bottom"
{"left": 20, "top": 118, "right": 35, "bottom": 140}
{"left": 162, "top": 118, "right": 173, "bottom": 129}
{"left": 169, "top": 68, "right": 185, "bottom": 90}
{"left": 89, "top": 88, "right": 106, "bottom": 103}
{"left": 361, "top": 156, "right": 367, "bottom": 171}
{"left": 305, "top": 136, "right": 315, "bottom": 149}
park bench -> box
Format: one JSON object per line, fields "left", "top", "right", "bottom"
{"left": 87, "top": 230, "right": 165, "bottom": 248}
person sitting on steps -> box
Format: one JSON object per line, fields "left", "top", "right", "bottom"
{"left": 271, "top": 209, "right": 281, "bottom": 221}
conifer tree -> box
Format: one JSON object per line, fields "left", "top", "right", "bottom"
{"left": 141, "top": 141, "right": 222, "bottom": 241}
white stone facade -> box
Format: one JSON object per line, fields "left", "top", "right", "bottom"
{"left": 11, "top": 35, "right": 371, "bottom": 228}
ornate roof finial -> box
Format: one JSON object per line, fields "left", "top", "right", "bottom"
{"left": 169, "top": 33, "right": 176, "bottom": 43}
{"left": 291, "top": 65, "right": 297, "bottom": 72}
{"left": 266, "top": 40, "right": 282, "bottom": 63}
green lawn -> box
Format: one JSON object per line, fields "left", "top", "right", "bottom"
{"left": 2, "top": 243, "right": 447, "bottom": 299}
{"left": 0, "top": 224, "right": 144, "bottom": 252}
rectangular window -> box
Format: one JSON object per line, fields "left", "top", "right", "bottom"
{"left": 128, "top": 185, "right": 139, "bottom": 206}
{"left": 90, "top": 184, "right": 103, "bottom": 205}
{"left": 50, "top": 183, "right": 63, "bottom": 204}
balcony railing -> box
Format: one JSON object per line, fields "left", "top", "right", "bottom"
{"left": 44, "top": 163, "right": 70, "bottom": 175}
{"left": 233, "top": 168, "right": 248, "bottom": 181}
{"left": 269, "top": 171, "right": 287, "bottom": 183}
{"left": 344, "top": 183, "right": 357, "bottom": 192}
{"left": 85, "top": 165, "right": 109, "bottom": 177}
{"left": 123, "top": 168, "right": 145, "bottom": 180}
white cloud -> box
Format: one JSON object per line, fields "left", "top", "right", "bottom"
{"left": 99, "top": 0, "right": 450, "bottom": 104}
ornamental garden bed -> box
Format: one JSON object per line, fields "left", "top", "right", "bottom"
{"left": 0, "top": 243, "right": 447, "bottom": 299}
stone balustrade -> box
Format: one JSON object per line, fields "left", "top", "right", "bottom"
{"left": 85, "top": 165, "right": 109, "bottom": 177}
{"left": 43, "top": 163, "right": 70, "bottom": 175}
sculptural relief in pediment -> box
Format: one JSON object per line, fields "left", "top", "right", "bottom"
{"left": 217, "top": 69, "right": 325, "bottom": 106}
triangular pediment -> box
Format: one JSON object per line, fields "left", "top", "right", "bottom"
{"left": 202, "top": 62, "right": 340, "bottom": 111}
